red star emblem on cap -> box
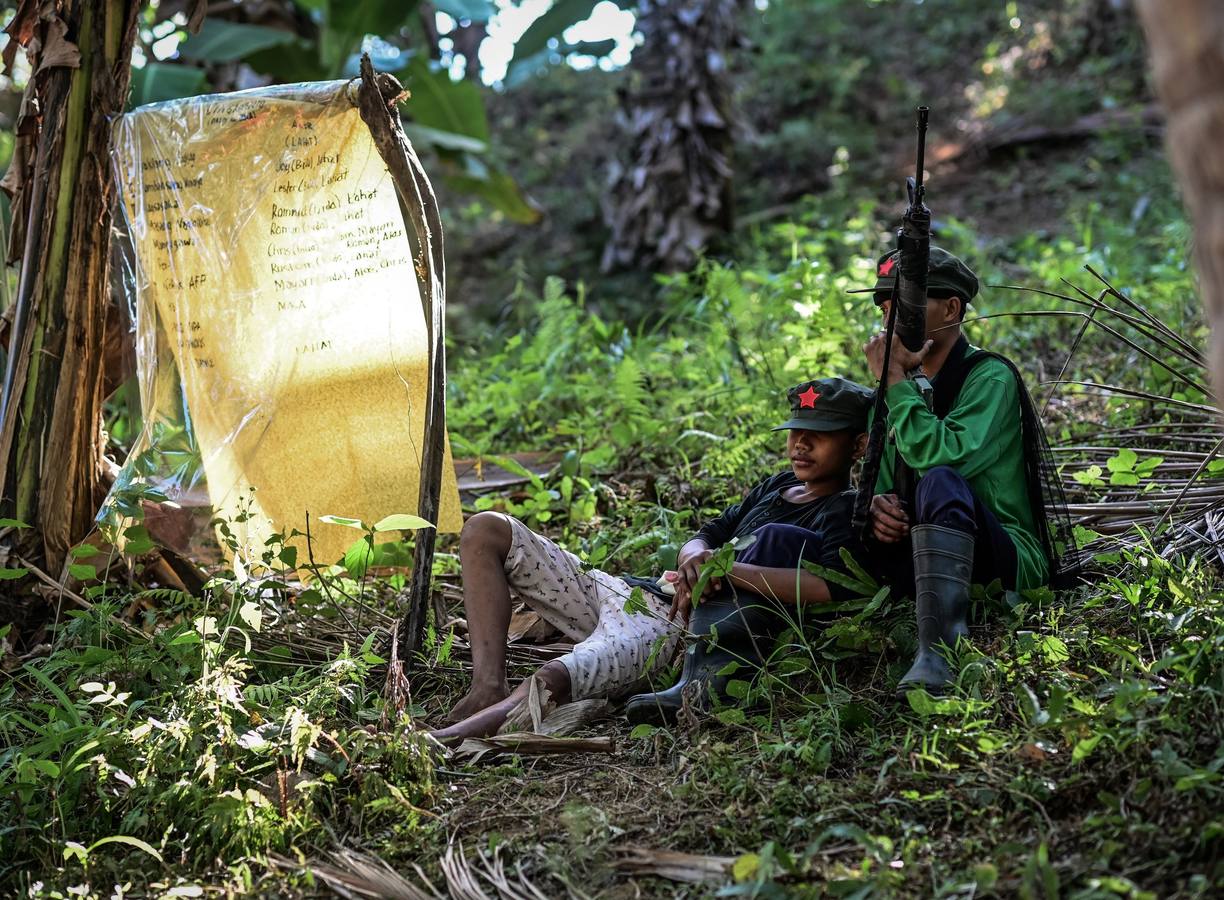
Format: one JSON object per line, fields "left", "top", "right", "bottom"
{"left": 798, "top": 386, "right": 820, "bottom": 409}
{"left": 878, "top": 256, "right": 897, "bottom": 276}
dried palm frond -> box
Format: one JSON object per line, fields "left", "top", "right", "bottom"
{"left": 990, "top": 268, "right": 1223, "bottom": 563}
{"left": 477, "top": 847, "right": 553, "bottom": 900}
{"left": 247, "top": 599, "right": 573, "bottom": 675}
{"left": 448, "top": 633, "right": 576, "bottom": 668}
{"left": 270, "top": 848, "right": 442, "bottom": 900}
{"left": 498, "top": 672, "right": 613, "bottom": 736}
{"left": 247, "top": 581, "right": 398, "bottom": 666}
{"left": 439, "top": 839, "right": 492, "bottom": 900}
{"left": 382, "top": 625, "right": 411, "bottom": 729}
{"left": 438, "top": 836, "right": 554, "bottom": 900}
{"left": 528, "top": 699, "right": 614, "bottom": 736}
{"left": 497, "top": 673, "right": 553, "bottom": 734}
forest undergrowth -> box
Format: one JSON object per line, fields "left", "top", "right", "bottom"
{"left": 2, "top": 1, "right": 1218, "bottom": 897}
{"left": 2, "top": 181, "right": 1221, "bottom": 898}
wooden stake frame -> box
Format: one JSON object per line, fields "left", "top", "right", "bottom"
{"left": 355, "top": 56, "right": 449, "bottom": 673}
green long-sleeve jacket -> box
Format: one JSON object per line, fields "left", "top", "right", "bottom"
{"left": 875, "top": 344, "right": 1047, "bottom": 590}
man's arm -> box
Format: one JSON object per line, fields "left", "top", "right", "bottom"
{"left": 674, "top": 537, "right": 714, "bottom": 592}
{"left": 813, "top": 493, "right": 855, "bottom": 569}
{"left": 690, "top": 491, "right": 853, "bottom": 611}
{"left": 668, "top": 475, "right": 778, "bottom": 620}
{"left": 726, "top": 563, "right": 832, "bottom": 607}
{"left": 886, "top": 364, "right": 1017, "bottom": 477}
{"left": 670, "top": 554, "right": 835, "bottom": 621}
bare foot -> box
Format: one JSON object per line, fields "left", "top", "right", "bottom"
{"left": 445, "top": 681, "right": 509, "bottom": 723}
{"left": 429, "top": 721, "right": 474, "bottom": 745}
{"left": 432, "top": 693, "right": 519, "bottom": 744}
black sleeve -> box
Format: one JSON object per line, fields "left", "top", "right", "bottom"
{"left": 815, "top": 491, "right": 867, "bottom": 603}
{"left": 693, "top": 473, "right": 783, "bottom": 548}
{"left": 815, "top": 491, "right": 855, "bottom": 570}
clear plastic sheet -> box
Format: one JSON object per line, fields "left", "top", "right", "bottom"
{"left": 103, "top": 80, "right": 462, "bottom": 569}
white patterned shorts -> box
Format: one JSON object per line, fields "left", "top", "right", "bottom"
{"left": 502, "top": 515, "right": 684, "bottom": 701}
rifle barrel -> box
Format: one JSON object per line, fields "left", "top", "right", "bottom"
{"left": 914, "top": 106, "right": 929, "bottom": 196}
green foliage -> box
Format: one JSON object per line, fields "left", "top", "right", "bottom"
{"left": 448, "top": 241, "right": 866, "bottom": 466}
{"left": 509, "top": 0, "right": 601, "bottom": 80}
{"left": 433, "top": 0, "right": 497, "bottom": 23}
{"left": 140, "top": 2, "right": 552, "bottom": 222}
{"left": 126, "top": 63, "right": 209, "bottom": 107}
{"left": 6, "top": 3, "right": 1216, "bottom": 895}
{"left": 314, "top": 511, "right": 432, "bottom": 580}
{"left": 401, "top": 58, "right": 542, "bottom": 223}
{"left": 653, "top": 544, "right": 1223, "bottom": 896}
{"left": 234, "top": 0, "right": 423, "bottom": 80}
{"left": 0, "top": 574, "right": 438, "bottom": 890}
{"left": 175, "top": 19, "right": 298, "bottom": 65}
{"left": 406, "top": 56, "right": 492, "bottom": 142}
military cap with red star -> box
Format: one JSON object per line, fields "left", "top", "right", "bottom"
{"left": 848, "top": 245, "right": 981, "bottom": 305}
{"left": 773, "top": 377, "right": 874, "bottom": 432}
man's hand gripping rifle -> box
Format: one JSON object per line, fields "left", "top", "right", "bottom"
{"left": 851, "top": 107, "right": 932, "bottom": 540}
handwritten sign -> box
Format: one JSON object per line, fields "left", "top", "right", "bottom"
{"left": 111, "top": 81, "right": 462, "bottom": 567}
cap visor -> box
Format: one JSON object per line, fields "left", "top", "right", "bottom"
{"left": 772, "top": 418, "right": 859, "bottom": 432}
{"left": 846, "top": 280, "right": 969, "bottom": 296}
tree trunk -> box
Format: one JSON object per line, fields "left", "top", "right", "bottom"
{"left": 1136, "top": 1, "right": 1224, "bottom": 411}
{"left": 601, "top": 0, "right": 745, "bottom": 274}
{"left": 0, "top": 0, "right": 142, "bottom": 574}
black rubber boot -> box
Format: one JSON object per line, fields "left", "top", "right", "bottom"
{"left": 897, "top": 524, "right": 974, "bottom": 694}
{"left": 624, "top": 594, "right": 780, "bottom": 726}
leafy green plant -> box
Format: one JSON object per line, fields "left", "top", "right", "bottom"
{"left": 0, "top": 503, "right": 444, "bottom": 891}
{"left": 317, "top": 512, "right": 435, "bottom": 580}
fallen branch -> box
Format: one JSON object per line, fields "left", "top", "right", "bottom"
{"left": 614, "top": 847, "right": 736, "bottom": 883}
{"left": 453, "top": 732, "right": 616, "bottom": 764}
{"left": 16, "top": 554, "right": 144, "bottom": 639}
{"left": 930, "top": 105, "right": 1164, "bottom": 168}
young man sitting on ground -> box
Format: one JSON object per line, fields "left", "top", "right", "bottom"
{"left": 431, "top": 377, "right": 874, "bottom": 742}
{"left": 859, "top": 246, "right": 1071, "bottom": 692}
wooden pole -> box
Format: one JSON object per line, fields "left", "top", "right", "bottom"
{"left": 355, "top": 55, "right": 449, "bottom": 671}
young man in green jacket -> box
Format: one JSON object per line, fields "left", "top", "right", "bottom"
{"left": 862, "top": 247, "right": 1054, "bottom": 692}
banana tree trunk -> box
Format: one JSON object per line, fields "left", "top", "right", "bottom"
{"left": 1136, "top": 0, "right": 1224, "bottom": 412}
{"left": 0, "top": 0, "right": 142, "bottom": 573}
{"left": 601, "top": 0, "right": 745, "bottom": 274}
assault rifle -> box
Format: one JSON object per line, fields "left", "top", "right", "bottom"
{"left": 851, "top": 106, "right": 931, "bottom": 541}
